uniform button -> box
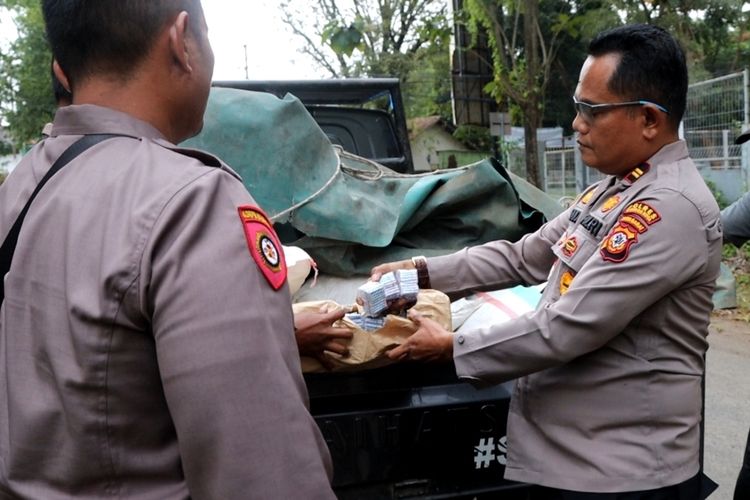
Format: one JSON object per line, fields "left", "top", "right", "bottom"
{"left": 457, "top": 335, "right": 465, "bottom": 345}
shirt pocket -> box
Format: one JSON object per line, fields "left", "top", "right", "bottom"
{"left": 551, "top": 225, "right": 599, "bottom": 273}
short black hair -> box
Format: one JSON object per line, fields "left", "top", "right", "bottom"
{"left": 42, "top": 0, "right": 203, "bottom": 89}
{"left": 589, "top": 24, "right": 687, "bottom": 129}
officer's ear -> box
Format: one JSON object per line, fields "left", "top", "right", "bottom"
{"left": 168, "top": 11, "right": 192, "bottom": 73}
{"left": 641, "top": 104, "right": 664, "bottom": 140}
{"left": 52, "top": 59, "right": 71, "bottom": 93}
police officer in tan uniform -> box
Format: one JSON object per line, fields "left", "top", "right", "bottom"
{"left": 374, "top": 25, "right": 721, "bottom": 499}
{"left": 0, "top": 1, "right": 335, "bottom": 498}
{"left": 721, "top": 128, "right": 750, "bottom": 500}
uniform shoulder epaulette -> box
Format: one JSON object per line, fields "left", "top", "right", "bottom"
{"left": 152, "top": 139, "right": 223, "bottom": 168}
{"left": 168, "top": 146, "right": 222, "bottom": 168}
{"left": 623, "top": 162, "right": 651, "bottom": 185}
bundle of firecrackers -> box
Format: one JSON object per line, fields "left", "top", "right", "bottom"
{"left": 349, "top": 269, "right": 419, "bottom": 331}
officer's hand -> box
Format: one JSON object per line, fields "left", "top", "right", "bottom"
{"left": 369, "top": 259, "right": 415, "bottom": 282}
{"left": 294, "top": 307, "right": 353, "bottom": 369}
{"left": 387, "top": 310, "right": 453, "bottom": 363}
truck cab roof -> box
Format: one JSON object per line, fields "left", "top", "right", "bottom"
{"left": 213, "top": 79, "right": 414, "bottom": 173}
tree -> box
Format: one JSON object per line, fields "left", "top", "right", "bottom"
{"left": 278, "top": 0, "right": 453, "bottom": 119}
{"left": 612, "top": 0, "right": 750, "bottom": 81}
{"left": 537, "top": 0, "right": 618, "bottom": 133}
{"left": 694, "top": 2, "right": 750, "bottom": 77}
{"left": 0, "top": 0, "right": 54, "bottom": 149}
{"left": 460, "top": 0, "right": 616, "bottom": 187}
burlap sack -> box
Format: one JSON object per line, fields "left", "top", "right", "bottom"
{"left": 295, "top": 289, "right": 451, "bottom": 373}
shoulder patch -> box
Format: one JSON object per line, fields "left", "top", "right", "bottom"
{"left": 238, "top": 206, "right": 287, "bottom": 290}
{"left": 623, "top": 201, "right": 661, "bottom": 226}
{"left": 600, "top": 223, "right": 639, "bottom": 263}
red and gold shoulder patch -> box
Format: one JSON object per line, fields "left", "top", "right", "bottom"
{"left": 238, "top": 205, "right": 287, "bottom": 290}
{"left": 600, "top": 223, "right": 639, "bottom": 263}
{"left": 599, "top": 200, "right": 661, "bottom": 263}
{"left": 619, "top": 214, "right": 648, "bottom": 234}
{"left": 622, "top": 201, "right": 661, "bottom": 226}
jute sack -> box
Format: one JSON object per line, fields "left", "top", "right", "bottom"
{"left": 295, "top": 289, "right": 451, "bottom": 373}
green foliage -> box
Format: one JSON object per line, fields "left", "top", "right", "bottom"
{"left": 321, "top": 20, "right": 365, "bottom": 57}
{"left": 0, "top": 0, "right": 54, "bottom": 148}
{"left": 0, "top": 137, "right": 12, "bottom": 155}
{"left": 280, "top": 0, "right": 451, "bottom": 121}
{"left": 722, "top": 241, "right": 750, "bottom": 317}
{"left": 401, "top": 13, "right": 453, "bottom": 120}
{"left": 460, "top": 0, "right": 590, "bottom": 186}
{"left": 705, "top": 179, "right": 729, "bottom": 210}
{"left": 611, "top": 0, "right": 749, "bottom": 80}
{"left": 453, "top": 124, "right": 494, "bottom": 151}
{"left": 694, "top": 2, "right": 750, "bottom": 76}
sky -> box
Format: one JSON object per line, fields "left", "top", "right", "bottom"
{"left": 0, "top": 0, "right": 327, "bottom": 81}
{"left": 202, "top": 0, "right": 326, "bottom": 80}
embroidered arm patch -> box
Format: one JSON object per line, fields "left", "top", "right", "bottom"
{"left": 600, "top": 201, "right": 661, "bottom": 263}
{"left": 238, "top": 205, "right": 287, "bottom": 290}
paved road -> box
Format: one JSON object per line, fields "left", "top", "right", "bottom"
{"left": 704, "top": 316, "right": 750, "bottom": 499}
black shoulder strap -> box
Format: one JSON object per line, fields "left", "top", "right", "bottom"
{"left": 0, "top": 133, "right": 124, "bottom": 304}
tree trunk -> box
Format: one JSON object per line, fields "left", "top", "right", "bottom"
{"left": 523, "top": 0, "right": 543, "bottom": 188}
{"left": 523, "top": 107, "right": 542, "bottom": 188}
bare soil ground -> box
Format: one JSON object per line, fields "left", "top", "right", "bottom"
{"left": 704, "top": 249, "right": 750, "bottom": 499}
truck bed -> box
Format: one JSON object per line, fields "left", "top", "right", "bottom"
{"left": 306, "top": 363, "right": 537, "bottom": 499}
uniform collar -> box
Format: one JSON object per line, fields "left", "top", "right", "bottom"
{"left": 619, "top": 140, "right": 689, "bottom": 186}
{"left": 49, "top": 104, "right": 168, "bottom": 142}
{"left": 644, "top": 140, "right": 689, "bottom": 169}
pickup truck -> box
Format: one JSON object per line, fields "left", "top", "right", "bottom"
{"left": 206, "top": 79, "right": 542, "bottom": 499}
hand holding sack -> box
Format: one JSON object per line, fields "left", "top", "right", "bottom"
{"left": 295, "top": 289, "right": 451, "bottom": 373}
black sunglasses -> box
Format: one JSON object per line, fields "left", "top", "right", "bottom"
{"left": 573, "top": 97, "right": 669, "bottom": 122}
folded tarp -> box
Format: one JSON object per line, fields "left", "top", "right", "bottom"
{"left": 183, "top": 87, "right": 562, "bottom": 276}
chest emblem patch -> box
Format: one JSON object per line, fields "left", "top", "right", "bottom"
{"left": 600, "top": 195, "right": 621, "bottom": 213}
{"left": 559, "top": 270, "right": 575, "bottom": 295}
{"left": 600, "top": 223, "right": 639, "bottom": 263}
{"left": 579, "top": 188, "right": 595, "bottom": 205}
{"left": 238, "top": 205, "right": 287, "bottom": 290}
{"left": 561, "top": 236, "right": 579, "bottom": 258}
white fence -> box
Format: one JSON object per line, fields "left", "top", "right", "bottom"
{"left": 683, "top": 70, "right": 748, "bottom": 203}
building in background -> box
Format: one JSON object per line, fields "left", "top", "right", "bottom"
{"left": 449, "top": 0, "right": 496, "bottom": 129}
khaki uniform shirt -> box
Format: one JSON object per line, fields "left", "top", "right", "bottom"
{"left": 0, "top": 105, "right": 334, "bottom": 499}
{"left": 427, "top": 141, "right": 721, "bottom": 492}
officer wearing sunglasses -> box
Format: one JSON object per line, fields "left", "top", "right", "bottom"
{"left": 372, "top": 23, "right": 720, "bottom": 500}
{"left": 572, "top": 96, "right": 669, "bottom": 123}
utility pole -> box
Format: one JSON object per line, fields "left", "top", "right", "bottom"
{"left": 243, "top": 44, "right": 249, "bottom": 79}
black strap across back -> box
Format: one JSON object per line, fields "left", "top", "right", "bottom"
{"left": 0, "top": 134, "right": 124, "bottom": 304}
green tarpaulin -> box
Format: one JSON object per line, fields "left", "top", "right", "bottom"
{"left": 183, "top": 87, "right": 559, "bottom": 276}
{"left": 183, "top": 87, "right": 737, "bottom": 306}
